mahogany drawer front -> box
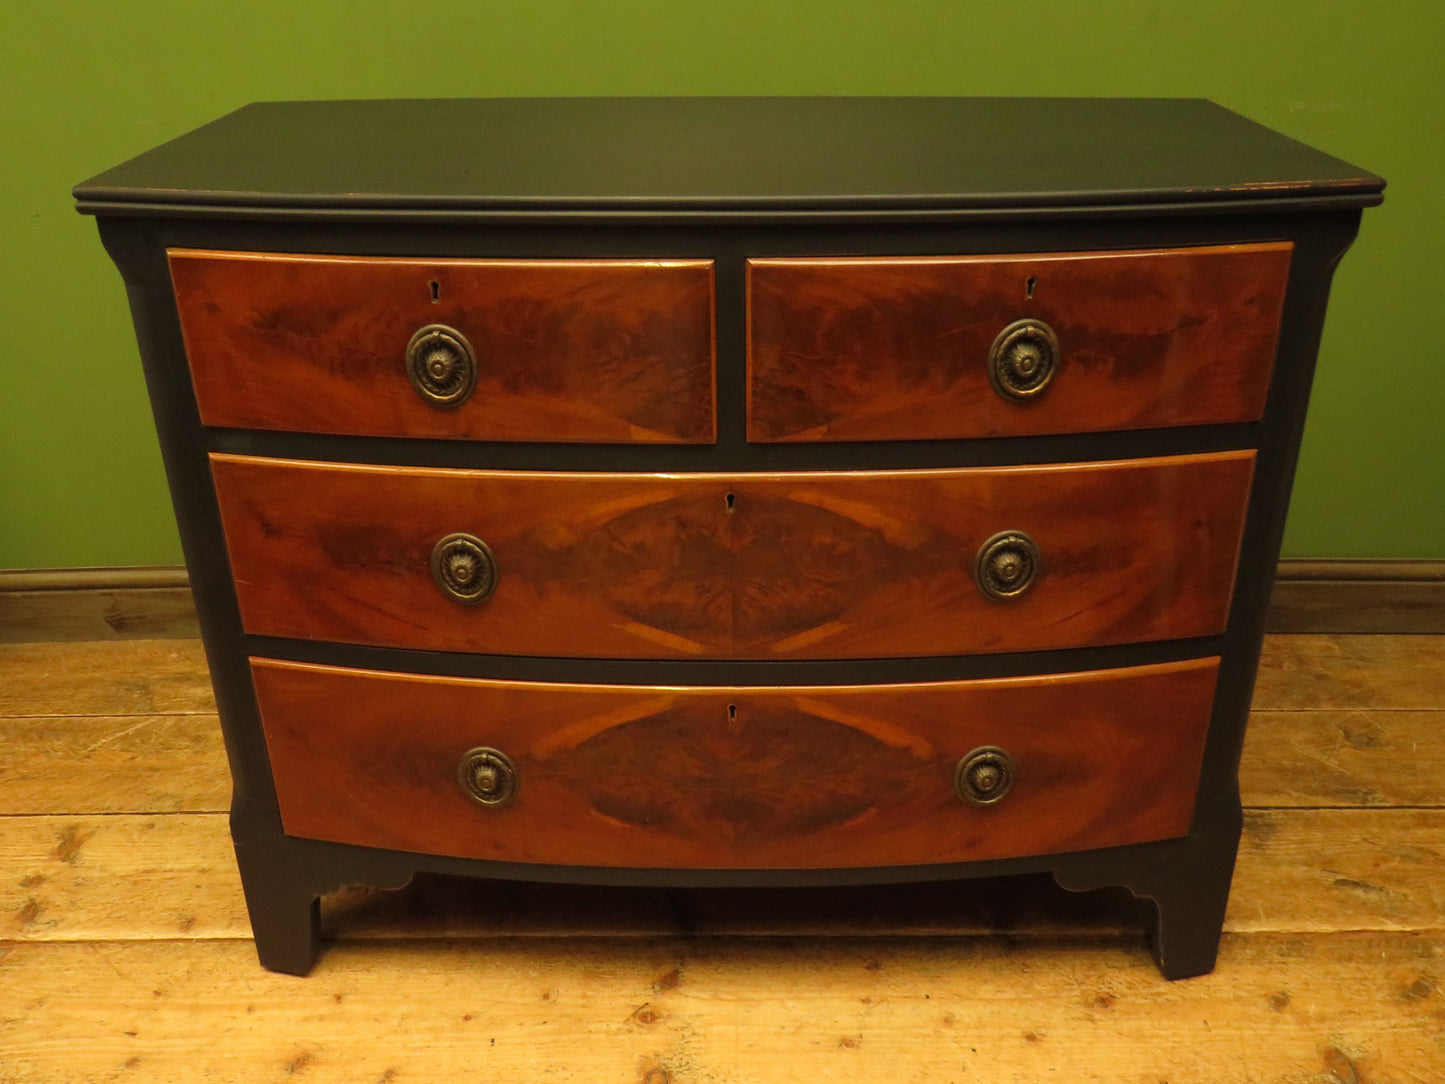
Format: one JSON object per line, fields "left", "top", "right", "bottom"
{"left": 747, "top": 242, "right": 1291, "bottom": 442}
{"left": 169, "top": 249, "right": 717, "bottom": 443}
{"left": 253, "top": 656, "right": 1219, "bottom": 869}
{"left": 212, "top": 450, "right": 1254, "bottom": 659}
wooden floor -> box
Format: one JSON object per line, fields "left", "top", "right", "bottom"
{"left": 1, "top": 636, "right": 1442, "bottom": 1082}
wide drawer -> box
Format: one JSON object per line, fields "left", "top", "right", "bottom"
{"left": 747, "top": 243, "right": 1291, "bottom": 441}
{"left": 169, "top": 250, "right": 716, "bottom": 443}
{"left": 253, "top": 656, "right": 1219, "bottom": 868}
{"left": 212, "top": 451, "right": 1254, "bottom": 659}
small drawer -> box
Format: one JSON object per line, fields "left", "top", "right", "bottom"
{"left": 253, "top": 656, "right": 1219, "bottom": 868}
{"left": 169, "top": 250, "right": 716, "bottom": 443}
{"left": 212, "top": 451, "right": 1254, "bottom": 659}
{"left": 747, "top": 243, "right": 1291, "bottom": 442}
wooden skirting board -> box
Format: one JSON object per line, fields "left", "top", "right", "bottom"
{"left": 1265, "top": 559, "right": 1445, "bottom": 634}
{"left": 1, "top": 560, "right": 1443, "bottom": 642}
{"left": 0, "top": 566, "right": 198, "bottom": 643}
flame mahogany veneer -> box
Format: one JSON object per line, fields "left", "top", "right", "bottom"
{"left": 78, "top": 97, "right": 1382, "bottom": 979}
{"left": 253, "top": 657, "right": 1220, "bottom": 868}
{"left": 212, "top": 451, "right": 1254, "bottom": 659}
{"left": 170, "top": 251, "right": 717, "bottom": 443}
{"left": 747, "top": 244, "right": 1290, "bottom": 442}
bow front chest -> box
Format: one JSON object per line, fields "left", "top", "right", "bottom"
{"left": 76, "top": 97, "right": 1382, "bottom": 978}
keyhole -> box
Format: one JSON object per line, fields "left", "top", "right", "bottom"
{"left": 727, "top": 703, "right": 738, "bottom": 721}
{"left": 1025, "top": 276, "right": 1037, "bottom": 300}
{"left": 725, "top": 492, "right": 736, "bottom": 514}
{"left": 429, "top": 280, "right": 441, "bottom": 303}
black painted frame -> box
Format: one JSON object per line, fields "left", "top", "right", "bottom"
{"left": 87, "top": 110, "right": 1374, "bottom": 979}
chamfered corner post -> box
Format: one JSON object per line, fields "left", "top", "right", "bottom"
{"left": 231, "top": 833, "right": 322, "bottom": 977}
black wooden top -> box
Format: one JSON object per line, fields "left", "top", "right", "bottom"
{"left": 74, "top": 97, "right": 1383, "bottom": 218}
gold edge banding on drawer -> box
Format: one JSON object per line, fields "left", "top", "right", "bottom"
{"left": 252, "top": 655, "right": 1221, "bottom": 869}
{"left": 211, "top": 450, "right": 1255, "bottom": 660}
{"left": 746, "top": 242, "right": 1292, "bottom": 442}
{"left": 168, "top": 249, "right": 717, "bottom": 443}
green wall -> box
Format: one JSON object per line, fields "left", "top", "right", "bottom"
{"left": 2, "top": 2, "right": 1440, "bottom": 568}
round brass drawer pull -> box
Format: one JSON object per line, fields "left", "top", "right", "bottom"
{"left": 974, "top": 530, "right": 1040, "bottom": 601}
{"left": 406, "top": 323, "right": 477, "bottom": 408}
{"left": 955, "top": 746, "right": 1016, "bottom": 807}
{"left": 988, "top": 318, "right": 1059, "bottom": 401}
{"left": 431, "top": 533, "right": 498, "bottom": 605}
{"left": 458, "top": 746, "right": 518, "bottom": 808}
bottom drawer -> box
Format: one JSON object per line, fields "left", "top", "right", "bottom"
{"left": 252, "top": 657, "right": 1219, "bottom": 869}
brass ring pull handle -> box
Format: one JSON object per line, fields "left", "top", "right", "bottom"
{"left": 458, "top": 747, "right": 518, "bottom": 808}
{"left": 431, "top": 533, "right": 498, "bottom": 605}
{"left": 955, "top": 746, "right": 1016, "bottom": 807}
{"left": 974, "top": 530, "right": 1040, "bottom": 601}
{"left": 988, "top": 318, "right": 1059, "bottom": 401}
{"left": 406, "top": 323, "right": 477, "bottom": 408}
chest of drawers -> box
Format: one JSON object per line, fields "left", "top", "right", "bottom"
{"left": 76, "top": 97, "right": 1382, "bottom": 979}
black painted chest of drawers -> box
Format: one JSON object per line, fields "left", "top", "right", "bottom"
{"left": 76, "top": 98, "right": 1382, "bottom": 978}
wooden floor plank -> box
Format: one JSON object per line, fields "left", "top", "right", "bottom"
{"left": 1, "top": 815, "right": 244, "bottom": 942}
{"left": 1254, "top": 634, "right": 1445, "bottom": 710}
{"left": 0, "top": 714, "right": 229, "bottom": 815}
{"left": 0, "top": 934, "right": 1438, "bottom": 1084}
{"left": 1241, "top": 709, "right": 1445, "bottom": 808}
{"left": 1234, "top": 809, "right": 1445, "bottom": 933}
{"left": 0, "top": 640, "right": 213, "bottom": 718}
{"left": 6, "top": 809, "right": 1442, "bottom": 943}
